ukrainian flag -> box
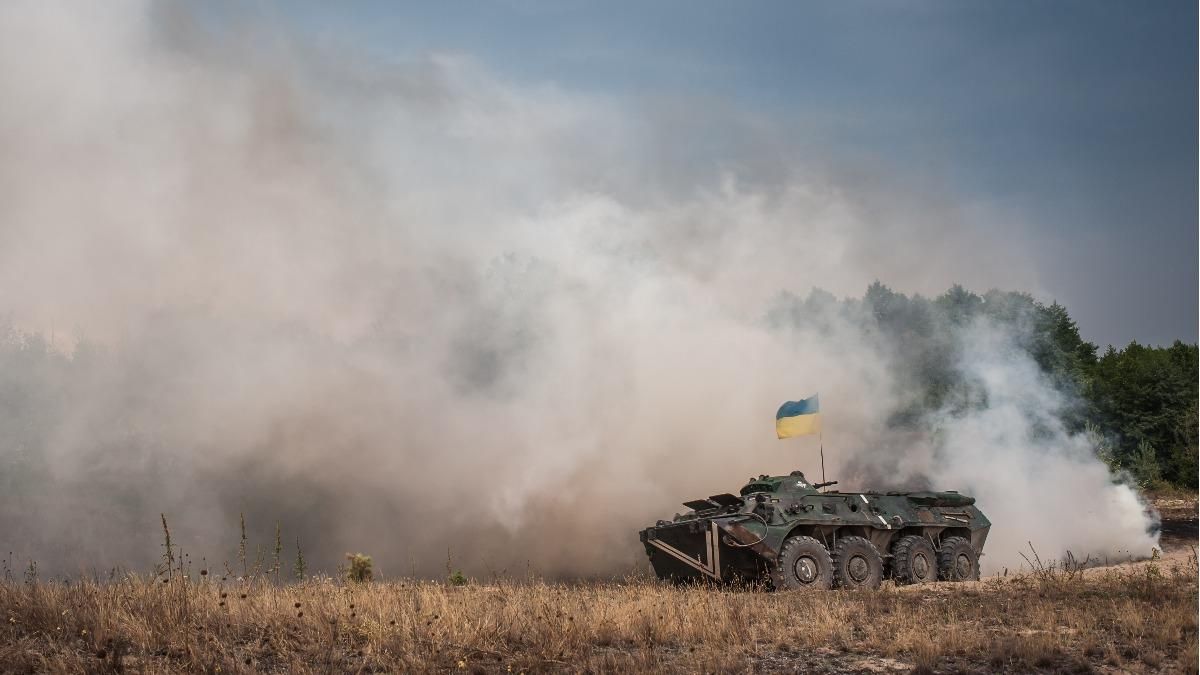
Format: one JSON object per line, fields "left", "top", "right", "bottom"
{"left": 776, "top": 395, "right": 821, "bottom": 438}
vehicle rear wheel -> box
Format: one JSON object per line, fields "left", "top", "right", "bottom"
{"left": 772, "top": 535, "right": 833, "bottom": 591}
{"left": 937, "top": 536, "right": 979, "bottom": 582}
{"left": 832, "top": 536, "right": 884, "bottom": 590}
{"left": 891, "top": 535, "right": 937, "bottom": 585}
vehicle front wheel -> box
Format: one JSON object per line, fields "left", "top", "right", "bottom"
{"left": 772, "top": 535, "right": 834, "bottom": 591}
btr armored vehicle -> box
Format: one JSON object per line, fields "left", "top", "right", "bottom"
{"left": 639, "top": 470, "right": 990, "bottom": 589}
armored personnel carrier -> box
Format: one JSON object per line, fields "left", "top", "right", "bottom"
{"left": 639, "top": 470, "right": 990, "bottom": 589}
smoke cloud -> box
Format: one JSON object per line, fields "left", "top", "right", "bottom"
{"left": 0, "top": 1, "right": 1155, "bottom": 577}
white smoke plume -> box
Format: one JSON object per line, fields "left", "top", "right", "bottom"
{"left": 0, "top": 1, "right": 1156, "bottom": 577}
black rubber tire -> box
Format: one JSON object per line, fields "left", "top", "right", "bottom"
{"left": 832, "top": 536, "right": 884, "bottom": 590}
{"left": 891, "top": 535, "right": 937, "bottom": 585}
{"left": 772, "top": 535, "right": 834, "bottom": 591}
{"left": 937, "top": 536, "right": 980, "bottom": 582}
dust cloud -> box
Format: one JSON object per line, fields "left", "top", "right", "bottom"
{"left": 0, "top": 1, "right": 1156, "bottom": 577}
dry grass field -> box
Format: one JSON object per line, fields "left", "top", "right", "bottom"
{"left": 2, "top": 503, "right": 1196, "bottom": 674}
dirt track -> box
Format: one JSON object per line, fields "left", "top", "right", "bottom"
{"left": 1085, "top": 497, "right": 1198, "bottom": 573}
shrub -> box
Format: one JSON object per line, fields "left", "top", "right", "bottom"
{"left": 345, "top": 553, "right": 373, "bottom": 583}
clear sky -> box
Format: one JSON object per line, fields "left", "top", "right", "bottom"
{"left": 283, "top": 0, "right": 1196, "bottom": 348}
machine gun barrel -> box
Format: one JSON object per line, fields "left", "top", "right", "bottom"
{"left": 813, "top": 480, "right": 839, "bottom": 489}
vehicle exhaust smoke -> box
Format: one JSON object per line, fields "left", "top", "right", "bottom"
{"left": 0, "top": 1, "right": 1156, "bottom": 578}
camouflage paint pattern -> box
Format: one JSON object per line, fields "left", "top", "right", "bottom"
{"left": 639, "top": 470, "right": 990, "bottom": 587}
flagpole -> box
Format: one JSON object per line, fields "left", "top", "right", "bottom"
{"left": 819, "top": 430, "right": 826, "bottom": 491}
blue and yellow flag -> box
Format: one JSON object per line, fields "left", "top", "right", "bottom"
{"left": 776, "top": 395, "right": 820, "bottom": 438}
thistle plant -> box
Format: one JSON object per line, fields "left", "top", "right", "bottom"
{"left": 294, "top": 539, "right": 307, "bottom": 581}
{"left": 238, "top": 513, "right": 247, "bottom": 578}
{"left": 272, "top": 523, "right": 283, "bottom": 581}
{"left": 160, "top": 514, "right": 174, "bottom": 580}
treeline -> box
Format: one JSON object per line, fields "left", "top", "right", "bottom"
{"left": 1089, "top": 341, "right": 1198, "bottom": 488}
{"left": 769, "top": 283, "right": 1198, "bottom": 490}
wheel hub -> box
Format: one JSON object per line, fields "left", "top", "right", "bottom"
{"left": 912, "top": 553, "right": 929, "bottom": 579}
{"left": 847, "top": 555, "right": 869, "bottom": 583}
{"left": 794, "top": 556, "right": 818, "bottom": 583}
{"left": 955, "top": 553, "right": 971, "bottom": 579}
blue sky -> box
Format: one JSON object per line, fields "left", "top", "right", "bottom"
{"left": 285, "top": 0, "right": 1196, "bottom": 347}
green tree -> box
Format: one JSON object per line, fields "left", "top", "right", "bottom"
{"left": 1085, "top": 340, "right": 1198, "bottom": 488}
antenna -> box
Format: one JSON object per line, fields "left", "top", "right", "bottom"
{"left": 819, "top": 430, "right": 826, "bottom": 491}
